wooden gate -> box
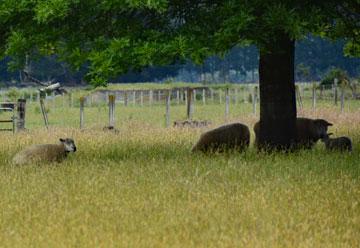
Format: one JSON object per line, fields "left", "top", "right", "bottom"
{"left": 0, "top": 102, "right": 16, "bottom": 133}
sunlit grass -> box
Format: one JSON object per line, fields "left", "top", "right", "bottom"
{"left": 0, "top": 87, "right": 359, "bottom": 247}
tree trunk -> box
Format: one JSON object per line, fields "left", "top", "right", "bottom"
{"left": 258, "top": 33, "right": 297, "bottom": 150}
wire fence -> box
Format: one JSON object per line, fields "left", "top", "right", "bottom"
{"left": 0, "top": 83, "right": 359, "bottom": 130}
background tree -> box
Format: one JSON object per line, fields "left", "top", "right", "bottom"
{"left": 163, "top": 1, "right": 360, "bottom": 150}
{"left": 295, "top": 63, "right": 311, "bottom": 82}
{"left": 1, "top": 37, "right": 358, "bottom": 85}
{"left": 295, "top": 36, "right": 360, "bottom": 80}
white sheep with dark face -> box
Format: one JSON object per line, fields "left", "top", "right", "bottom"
{"left": 12, "top": 138, "right": 77, "bottom": 165}
{"left": 321, "top": 133, "right": 352, "bottom": 152}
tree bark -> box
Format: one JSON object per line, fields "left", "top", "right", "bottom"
{"left": 258, "top": 33, "right": 297, "bottom": 150}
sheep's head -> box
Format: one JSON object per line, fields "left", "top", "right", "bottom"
{"left": 321, "top": 132, "right": 333, "bottom": 143}
{"left": 314, "top": 119, "right": 333, "bottom": 139}
{"left": 60, "top": 138, "right": 77, "bottom": 152}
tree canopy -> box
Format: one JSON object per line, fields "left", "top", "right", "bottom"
{"left": 1, "top": 0, "right": 176, "bottom": 86}
{"left": 0, "top": 1, "right": 358, "bottom": 86}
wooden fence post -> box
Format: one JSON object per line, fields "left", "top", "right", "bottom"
{"left": 52, "top": 92, "right": 56, "bottom": 109}
{"left": 165, "top": 90, "right": 171, "bottom": 127}
{"left": 176, "top": 90, "right": 180, "bottom": 105}
{"left": 191, "top": 89, "right": 196, "bottom": 113}
{"left": 295, "top": 85, "right": 303, "bottom": 110}
{"left": 333, "top": 78, "right": 338, "bottom": 106}
{"left": 312, "top": 82, "right": 317, "bottom": 110}
{"left": 202, "top": 89, "right": 206, "bottom": 105}
{"left": 186, "top": 88, "right": 193, "bottom": 120}
{"left": 301, "top": 84, "right": 305, "bottom": 100}
{"left": 340, "top": 84, "right": 345, "bottom": 113}
{"left": 140, "top": 91, "right": 144, "bottom": 106}
{"left": 179, "top": 90, "right": 183, "bottom": 103}
{"left": 232, "top": 89, "right": 237, "bottom": 105}
{"left": 225, "top": 87, "right": 230, "bottom": 119}
{"left": 62, "top": 94, "right": 65, "bottom": 108}
{"left": 109, "top": 95, "right": 115, "bottom": 127}
{"left": 16, "top": 99, "right": 26, "bottom": 131}
{"left": 105, "top": 91, "right": 109, "bottom": 101}
{"left": 319, "top": 85, "right": 323, "bottom": 100}
{"left": 80, "top": 96, "right": 85, "bottom": 129}
{"left": 39, "top": 95, "right": 49, "bottom": 128}
{"left": 351, "top": 81, "right": 358, "bottom": 99}
{"left": 133, "top": 91, "right": 136, "bottom": 105}
{"left": 124, "top": 91, "right": 128, "bottom": 106}
{"left": 244, "top": 87, "right": 249, "bottom": 103}
{"left": 149, "top": 90, "right": 153, "bottom": 105}
{"left": 252, "top": 86, "right": 257, "bottom": 114}
{"left": 157, "top": 90, "right": 161, "bottom": 102}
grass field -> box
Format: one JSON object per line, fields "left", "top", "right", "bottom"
{"left": 0, "top": 85, "right": 360, "bottom": 247}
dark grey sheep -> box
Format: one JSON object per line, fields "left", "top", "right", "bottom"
{"left": 254, "top": 117, "right": 333, "bottom": 149}
{"left": 191, "top": 122, "right": 250, "bottom": 152}
{"left": 321, "top": 133, "right": 352, "bottom": 152}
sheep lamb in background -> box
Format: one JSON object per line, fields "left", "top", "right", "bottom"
{"left": 321, "top": 133, "right": 352, "bottom": 152}
{"left": 191, "top": 122, "right": 250, "bottom": 153}
{"left": 12, "top": 138, "right": 77, "bottom": 165}
{"left": 103, "top": 125, "right": 120, "bottom": 134}
{"left": 173, "top": 120, "right": 212, "bottom": 128}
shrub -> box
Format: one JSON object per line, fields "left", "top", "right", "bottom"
{"left": 195, "top": 91, "right": 202, "bottom": 100}
{"left": 320, "top": 67, "right": 349, "bottom": 89}
{"left": 5, "top": 87, "right": 20, "bottom": 101}
{"left": 247, "top": 93, "right": 253, "bottom": 103}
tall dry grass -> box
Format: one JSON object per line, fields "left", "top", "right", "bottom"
{"left": 0, "top": 92, "right": 359, "bottom": 247}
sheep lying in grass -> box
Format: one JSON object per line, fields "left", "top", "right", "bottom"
{"left": 254, "top": 118, "right": 333, "bottom": 149}
{"left": 12, "top": 138, "right": 77, "bottom": 165}
{"left": 191, "top": 122, "right": 250, "bottom": 153}
{"left": 321, "top": 133, "right": 352, "bottom": 152}
{"left": 103, "top": 125, "right": 120, "bottom": 134}
{"left": 174, "top": 120, "right": 211, "bottom": 128}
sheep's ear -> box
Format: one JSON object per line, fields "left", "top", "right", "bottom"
{"left": 59, "top": 138, "right": 65, "bottom": 143}
{"left": 325, "top": 121, "right": 333, "bottom": 126}
{"left": 316, "top": 119, "right": 333, "bottom": 127}
{"left": 321, "top": 119, "right": 333, "bottom": 126}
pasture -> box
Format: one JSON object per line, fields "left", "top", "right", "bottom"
{"left": 0, "top": 83, "right": 360, "bottom": 247}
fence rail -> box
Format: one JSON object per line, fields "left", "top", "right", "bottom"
{"left": 0, "top": 102, "right": 16, "bottom": 133}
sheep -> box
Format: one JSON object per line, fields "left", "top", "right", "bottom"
{"left": 321, "top": 133, "right": 352, "bottom": 152}
{"left": 174, "top": 120, "right": 212, "bottom": 128}
{"left": 253, "top": 117, "right": 333, "bottom": 149}
{"left": 103, "top": 125, "right": 120, "bottom": 134}
{"left": 12, "top": 138, "right": 77, "bottom": 165}
{"left": 191, "top": 122, "right": 250, "bottom": 152}
{"left": 173, "top": 120, "right": 191, "bottom": 127}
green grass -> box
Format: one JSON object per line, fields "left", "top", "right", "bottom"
{"left": 0, "top": 85, "right": 360, "bottom": 247}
